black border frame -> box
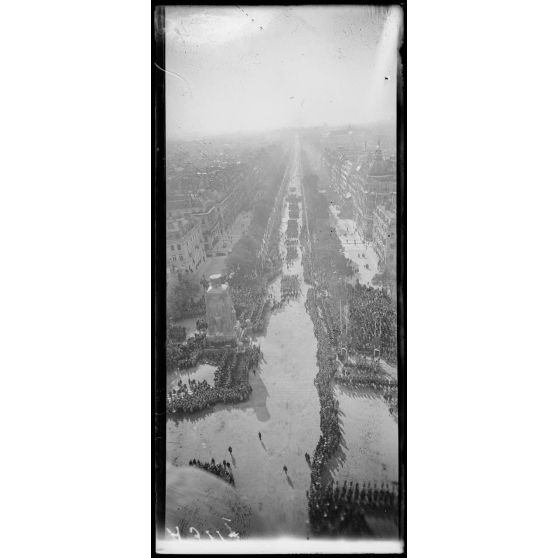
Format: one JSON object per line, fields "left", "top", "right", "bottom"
{"left": 152, "top": 3, "right": 406, "bottom": 555}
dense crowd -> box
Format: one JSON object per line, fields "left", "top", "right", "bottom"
{"left": 280, "top": 274, "right": 301, "bottom": 301}
{"left": 347, "top": 283, "right": 397, "bottom": 365}
{"left": 180, "top": 298, "right": 206, "bottom": 319}
{"left": 166, "top": 346, "right": 261, "bottom": 416}
{"left": 304, "top": 289, "right": 342, "bottom": 514}
{"left": 336, "top": 367, "right": 396, "bottom": 390}
{"left": 288, "top": 201, "right": 300, "bottom": 219}
{"left": 167, "top": 371, "right": 252, "bottom": 416}
{"left": 264, "top": 228, "right": 283, "bottom": 274}
{"left": 286, "top": 219, "right": 299, "bottom": 239}
{"left": 319, "top": 295, "right": 343, "bottom": 347}
{"left": 308, "top": 479, "right": 399, "bottom": 536}
{"left": 299, "top": 153, "right": 399, "bottom": 535}
{"left": 223, "top": 152, "right": 288, "bottom": 334}
{"left": 229, "top": 280, "right": 269, "bottom": 332}
{"left": 166, "top": 332, "right": 207, "bottom": 371}
{"left": 302, "top": 171, "right": 354, "bottom": 288}
{"left": 188, "top": 457, "right": 235, "bottom": 486}
{"left": 285, "top": 245, "right": 298, "bottom": 262}
{"left": 168, "top": 324, "right": 187, "bottom": 343}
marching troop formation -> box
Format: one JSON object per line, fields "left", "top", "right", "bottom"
{"left": 188, "top": 457, "right": 235, "bottom": 486}
{"left": 335, "top": 368, "right": 398, "bottom": 418}
{"left": 286, "top": 219, "right": 299, "bottom": 239}
{"left": 308, "top": 480, "right": 399, "bottom": 535}
{"left": 280, "top": 274, "right": 301, "bottom": 302}
{"left": 288, "top": 200, "right": 300, "bottom": 219}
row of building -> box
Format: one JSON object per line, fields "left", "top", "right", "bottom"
{"left": 322, "top": 139, "right": 397, "bottom": 273}
{"left": 166, "top": 147, "right": 275, "bottom": 279}
{"left": 166, "top": 218, "right": 206, "bottom": 276}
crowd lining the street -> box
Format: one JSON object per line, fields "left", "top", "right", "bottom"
{"left": 167, "top": 150, "right": 400, "bottom": 536}
{"left": 301, "top": 156, "right": 399, "bottom": 535}
{"left": 347, "top": 283, "right": 397, "bottom": 365}
{"left": 166, "top": 344, "right": 261, "bottom": 416}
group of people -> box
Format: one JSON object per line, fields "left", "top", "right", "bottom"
{"left": 212, "top": 351, "right": 237, "bottom": 389}
{"left": 307, "top": 289, "right": 400, "bottom": 514}
{"left": 195, "top": 318, "right": 208, "bottom": 331}
{"left": 302, "top": 177, "right": 354, "bottom": 287}
{"left": 319, "top": 295, "right": 343, "bottom": 347}
{"left": 285, "top": 245, "right": 298, "bottom": 262}
{"left": 167, "top": 346, "right": 260, "bottom": 416}
{"left": 336, "top": 368, "right": 397, "bottom": 391}
{"left": 188, "top": 457, "right": 235, "bottom": 486}
{"left": 166, "top": 332, "right": 207, "bottom": 372}
{"left": 167, "top": 324, "right": 187, "bottom": 343}
{"left": 347, "top": 283, "right": 397, "bottom": 366}
{"left": 286, "top": 219, "right": 299, "bottom": 239}
{"left": 288, "top": 200, "right": 300, "bottom": 219}
{"left": 167, "top": 375, "right": 253, "bottom": 416}
{"left": 299, "top": 168, "right": 401, "bottom": 534}
{"left": 230, "top": 282, "right": 268, "bottom": 332}
{"left": 304, "top": 289, "right": 342, "bottom": 495}
{"left": 280, "top": 274, "right": 301, "bottom": 302}
{"left": 308, "top": 479, "right": 399, "bottom": 535}
{"left": 336, "top": 368, "right": 398, "bottom": 410}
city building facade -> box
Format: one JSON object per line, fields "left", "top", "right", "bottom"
{"left": 371, "top": 205, "right": 397, "bottom": 272}
{"left": 323, "top": 139, "right": 396, "bottom": 241}
{"left": 166, "top": 219, "right": 206, "bottom": 276}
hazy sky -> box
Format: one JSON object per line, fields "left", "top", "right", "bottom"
{"left": 165, "top": 5, "right": 402, "bottom": 139}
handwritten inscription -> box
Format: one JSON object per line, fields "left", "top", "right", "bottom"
{"left": 166, "top": 518, "right": 240, "bottom": 541}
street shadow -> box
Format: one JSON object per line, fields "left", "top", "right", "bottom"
{"left": 234, "top": 369, "right": 271, "bottom": 422}
{"left": 172, "top": 404, "right": 216, "bottom": 426}
{"left": 336, "top": 383, "right": 380, "bottom": 402}
{"left": 286, "top": 474, "right": 294, "bottom": 488}
{"left": 231, "top": 453, "right": 237, "bottom": 467}
{"left": 259, "top": 439, "right": 267, "bottom": 452}
{"left": 169, "top": 364, "right": 272, "bottom": 425}
{"left": 321, "top": 442, "right": 348, "bottom": 485}
{"left": 336, "top": 382, "right": 398, "bottom": 421}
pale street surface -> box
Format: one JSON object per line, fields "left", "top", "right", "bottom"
{"left": 166, "top": 139, "right": 397, "bottom": 537}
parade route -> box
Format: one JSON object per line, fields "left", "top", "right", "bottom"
{"left": 167, "top": 141, "right": 321, "bottom": 537}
